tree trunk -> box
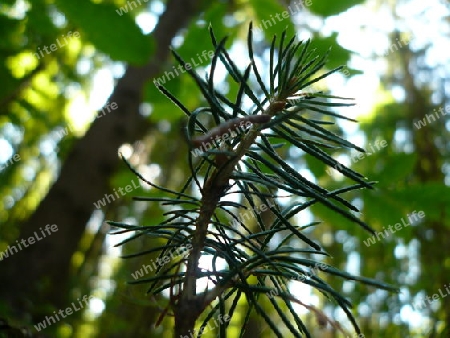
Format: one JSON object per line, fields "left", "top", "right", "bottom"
{"left": 0, "top": 0, "right": 200, "bottom": 322}
{"left": 398, "top": 35, "right": 450, "bottom": 336}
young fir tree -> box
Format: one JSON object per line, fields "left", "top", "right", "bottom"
{"left": 109, "top": 24, "right": 397, "bottom": 338}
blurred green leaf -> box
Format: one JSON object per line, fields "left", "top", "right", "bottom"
{"left": 28, "top": 0, "right": 58, "bottom": 36}
{"left": 249, "top": 0, "right": 296, "bottom": 40}
{"left": 389, "top": 183, "right": 450, "bottom": 221}
{"left": 177, "top": 3, "right": 234, "bottom": 60}
{"left": 311, "top": 33, "right": 353, "bottom": 70}
{"left": 371, "top": 152, "right": 416, "bottom": 185}
{"left": 55, "top": 0, "right": 154, "bottom": 64}
{"left": 308, "top": 0, "right": 365, "bottom": 17}
{"left": 0, "top": 13, "right": 24, "bottom": 50}
{"left": 146, "top": 73, "right": 203, "bottom": 122}
{"left": 362, "top": 191, "right": 408, "bottom": 229}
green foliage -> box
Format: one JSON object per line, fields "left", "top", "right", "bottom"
{"left": 55, "top": 0, "right": 154, "bottom": 64}
{"left": 310, "top": 32, "right": 353, "bottom": 71}
{"left": 27, "top": 0, "right": 59, "bottom": 36}
{"left": 177, "top": 2, "right": 235, "bottom": 57}
{"left": 110, "top": 24, "right": 397, "bottom": 337}
{"left": 0, "top": 0, "right": 450, "bottom": 337}
{"left": 249, "top": 0, "right": 296, "bottom": 39}
{"left": 308, "top": 0, "right": 366, "bottom": 17}
{"left": 0, "top": 13, "right": 23, "bottom": 98}
{"left": 3, "top": 0, "right": 434, "bottom": 336}
{"left": 145, "top": 75, "right": 184, "bottom": 121}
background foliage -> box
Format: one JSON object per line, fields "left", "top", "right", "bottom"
{"left": 0, "top": 0, "right": 449, "bottom": 337}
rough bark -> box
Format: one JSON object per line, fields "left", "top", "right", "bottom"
{"left": 0, "top": 0, "right": 200, "bottom": 322}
